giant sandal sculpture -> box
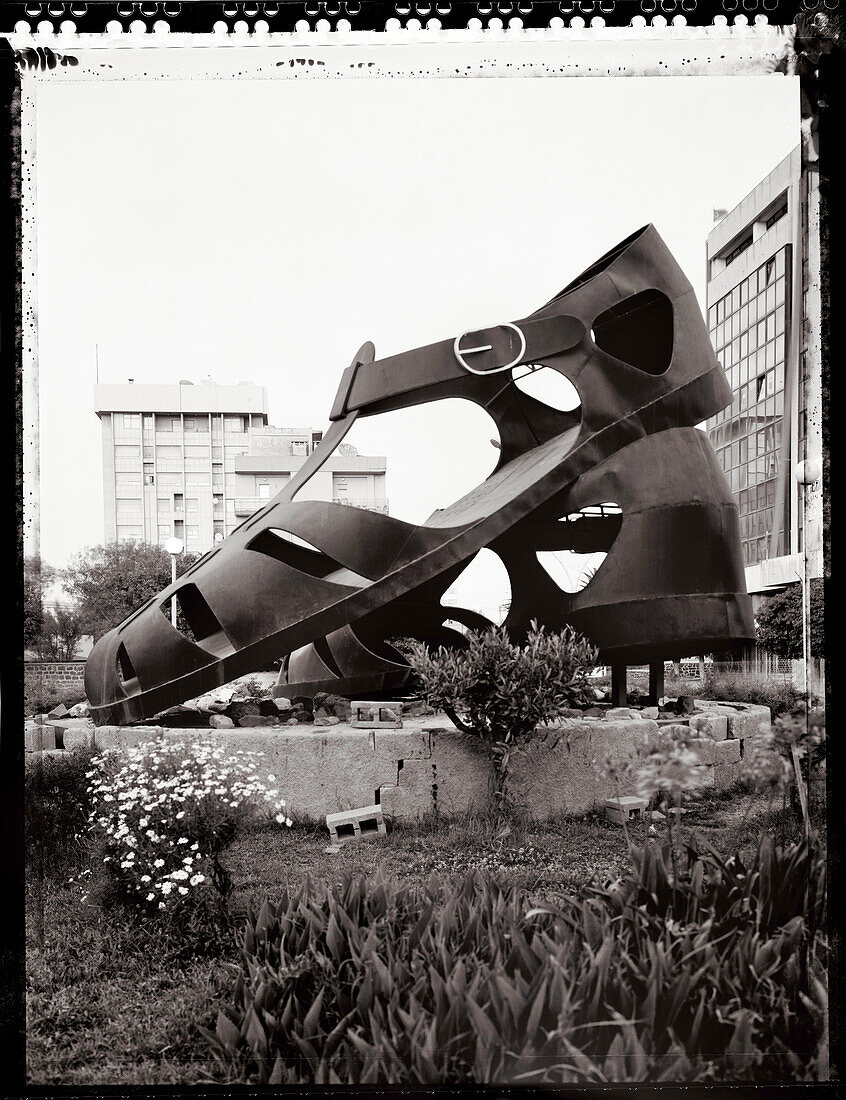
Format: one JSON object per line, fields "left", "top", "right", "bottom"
{"left": 86, "top": 225, "right": 755, "bottom": 726}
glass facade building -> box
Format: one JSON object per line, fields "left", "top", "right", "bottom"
{"left": 705, "top": 243, "right": 789, "bottom": 566}
{"left": 704, "top": 145, "right": 823, "bottom": 600}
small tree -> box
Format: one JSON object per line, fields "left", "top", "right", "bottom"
{"left": 37, "top": 605, "right": 85, "bottom": 661}
{"left": 23, "top": 555, "right": 55, "bottom": 650}
{"left": 407, "top": 623, "right": 598, "bottom": 814}
{"left": 755, "top": 579, "right": 824, "bottom": 660}
{"left": 61, "top": 541, "right": 201, "bottom": 641}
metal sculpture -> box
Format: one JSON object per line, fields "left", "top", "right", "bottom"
{"left": 85, "top": 225, "right": 754, "bottom": 726}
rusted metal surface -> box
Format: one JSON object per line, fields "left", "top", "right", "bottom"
{"left": 86, "top": 225, "right": 754, "bottom": 725}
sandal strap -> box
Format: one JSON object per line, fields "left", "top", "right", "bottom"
{"left": 329, "top": 312, "right": 585, "bottom": 421}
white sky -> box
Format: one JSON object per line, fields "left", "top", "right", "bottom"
{"left": 33, "top": 69, "right": 799, "bottom": 619}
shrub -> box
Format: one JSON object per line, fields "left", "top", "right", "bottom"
{"left": 693, "top": 673, "right": 806, "bottom": 717}
{"left": 26, "top": 746, "right": 97, "bottom": 875}
{"left": 407, "top": 623, "right": 597, "bottom": 811}
{"left": 87, "top": 740, "right": 293, "bottom": 914}
{"left": 24, "top": 682, "right": 88, "bottom": 717}
{"left": 205, "top": 833, "right": 826, "bottom": 1084}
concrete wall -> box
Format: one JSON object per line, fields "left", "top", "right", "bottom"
{"left": 49, "top": 703, "right": 771, "bottom": 822}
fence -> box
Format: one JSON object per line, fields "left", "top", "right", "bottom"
{"left": 591, "top": 649, "right": 794, "bottom": 682}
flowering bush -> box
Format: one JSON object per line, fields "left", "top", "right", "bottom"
{"left": 631, "top": 727, "right": 710, "bottom": 807}
{"left": 87, "top": 739, "right": 292, "bottom": 913}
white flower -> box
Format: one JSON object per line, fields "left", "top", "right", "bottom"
{"left": 154, "top": 858, "right": 165, "bottom": 868}
{"left": 176, "top": 811, "right": 185, "bottom": 820}
{"left": 146, "top": 893, "right": 155, "bottom": 901}
{"left": 177, "top": 837, "right": 189, "bottom": 845}
{"left": 189, "top": 873, "right": 205, "bottom": 886}
{"left": 178, "top": 886, "right": 189, "bottom": 895}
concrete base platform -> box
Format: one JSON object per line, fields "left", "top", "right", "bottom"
{"left": 26, "top": 700, "right": 771, "bottom": 823}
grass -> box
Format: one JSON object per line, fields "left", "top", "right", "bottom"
{"left": 26, "top": 784, "right": 819, "bottom": 1086}
{"left": 25, "top": 667, "right": 823, "bottom": 1084}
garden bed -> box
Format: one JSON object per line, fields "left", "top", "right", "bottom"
{"left": 26, "top": 784, "right": 821, "bottom": 1086}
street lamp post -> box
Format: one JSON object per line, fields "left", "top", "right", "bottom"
{"left": 795, "top": 457, "right": 820, "bottom": 700}
{"left": 163, "top": 537, "right": 184, "bottom": 627}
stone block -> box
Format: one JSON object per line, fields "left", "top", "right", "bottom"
{"left": 725, "top": 708, "right": 771, "bottom": 740}
{"left": 693, "top": 701, "right": 770, "bottom": 739}
{"left": 315, "top": 715, "right": 341, "bottom": 726}
{"left": 314, "top": 693, "right": 353, "bottom": 721}
{"left": 510, "top": 719, "right": 657, "bottom": 818}
{"left": 688, "top": 738, "right": 716, "bottom": 766}
{"left": 209, "top": 714, "right": 235, "bottom": 729}
{"left": 714, "top": 761, "right": 741, "bottom": 790}
{"left": 325, "top": 803, "right": 386, "bottom": 842}
{"left": 689, "top": 714, "right": 728, "bottom": 741}
{"left": 227, "top": 701, "right": 260, "bottom": 721}
{"left": 605, "top": 795, "right": 648, "bottom": 825}
{"left": 351, "top": 701, "right": 402, "bottom": 729}
{"left": 606, "top": 708, "right": 635, "bottom": 719}
{"left": 714, "top": 739, "right": 741, "bottom": 765}
{"left": 273, "top": 696, "right": 293, "bottom": 712}
{"left": 47, "top": 703, "right": 70, "bottom": 720}
{"left": 68, "top": 702, "right": 90, "bottom": 719}
{"left": 63, "top": 725, "right": 96, "bottom": 752}
{"left": 95, "top": 725, "right": 163, "bottom": 751}
{"left": 691, "top": 764, "right": 715, "bottom": 788}
{"left": 661, "top": 723, "right": 692, "bottom": 741}
{"left": 641, "top": 707, "right": 659, "bottom": 720}
{"left": 25, "top": 724, "right": 56, "bottom": 752}
{"left": 236, "top": 715, "right": 277, "bottom": 727}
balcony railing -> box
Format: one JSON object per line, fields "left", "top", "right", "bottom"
{"left": 233, "top": 497, "right": 389, "bottom": 517}
{"left": 332, "top": 497, "right": 389, "bottom": 513}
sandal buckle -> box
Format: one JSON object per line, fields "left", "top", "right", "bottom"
{"left": 454, "top": 322, "right": 527, "bottom": 375}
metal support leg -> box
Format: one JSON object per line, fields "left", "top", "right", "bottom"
{"left": 611, "top": 663, "right": 627, "bottom": 707}
{"left": 648, "top": 661, "right": 665, "bottom": 707}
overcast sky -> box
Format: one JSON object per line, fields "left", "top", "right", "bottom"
{"left": 33, "top": 69, "right": 799, "bottom": 618}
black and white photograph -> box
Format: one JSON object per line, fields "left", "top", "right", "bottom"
{"left": 4, "top": 3, "right": 836, "bottom": 1087}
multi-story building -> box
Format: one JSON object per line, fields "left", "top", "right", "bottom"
{"left": 94, "top": 379, "right": 387, "bottom": 553}
{"left": 232, "top": 426, "right": 387, "bottom": 522}
{"left": 704, "top": 146, "right": 823, "bottom": 606}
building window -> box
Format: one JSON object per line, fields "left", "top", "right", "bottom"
{"left": 158, "top": 524, "right": 171, "bottom": 539}
{"left": 174, "top": 493, "right": 184, "bottom": 514}
{"left": 724, "top": 232, "right": 753, "bottom": 266}
{"left": 258, "top": 482, "right": 270, "bottom": 499}
{"left": 143, "top": 415, "right": 154, "bottom": 431}
{"left": 765, "top": 200, "right": 788, "bottom": 230}
{"left": 122, "top": 414, "right": 140, "bottom": 429}
{"left": 187, "top": 526, "right": 199, "bottom": 540}
{"left": 291, "top": 440, "right": 307, "bottom": 456}
{"left": 224, "top": 416, "right": 245, "bottom": 433}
